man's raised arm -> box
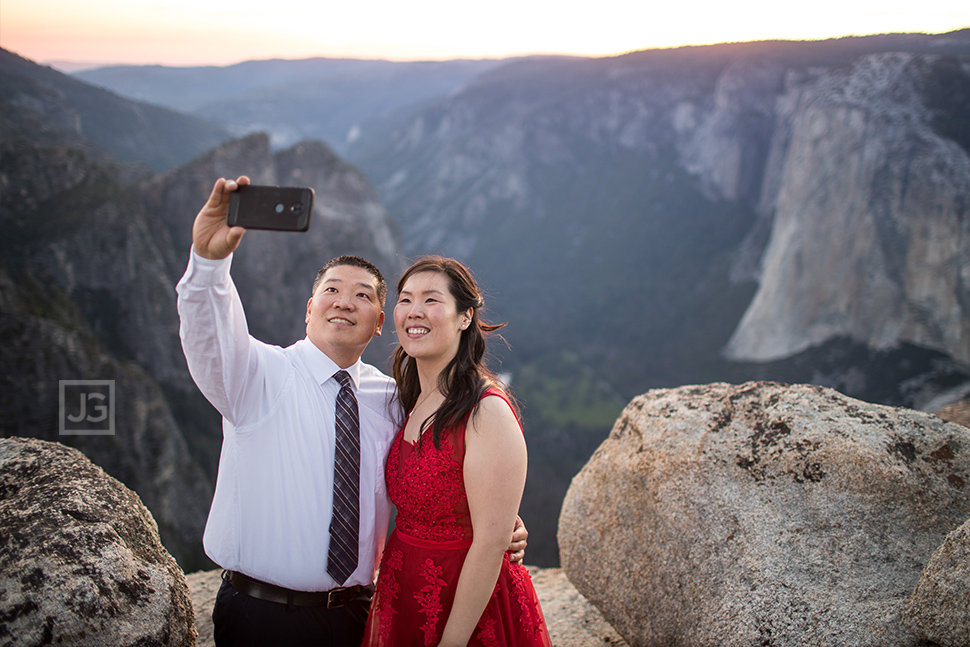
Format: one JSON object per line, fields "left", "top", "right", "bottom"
{"left": 176, "top": 176, "right": 264, "bottom": 424}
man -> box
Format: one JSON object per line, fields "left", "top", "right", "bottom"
{"left": 177, "top": 177, "right": 526, "bottom": 646}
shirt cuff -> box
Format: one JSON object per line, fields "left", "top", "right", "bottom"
{"left": 184, "top": 248, "right": 233, "bottom": 286}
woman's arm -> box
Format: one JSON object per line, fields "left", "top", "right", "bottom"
{"left": 437, "top": 394, "right": 528, "bottom": 647}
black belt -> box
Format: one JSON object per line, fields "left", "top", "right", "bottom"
{"left": 225, "top": 570, "right": 369, "bottom": 608}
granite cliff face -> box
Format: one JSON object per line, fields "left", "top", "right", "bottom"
{"left": 724, "top": 53, "right": 970, "bottom": 365}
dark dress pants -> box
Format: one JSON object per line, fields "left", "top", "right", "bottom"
{"left": 212, "top": 576, "right": 372, "bottom": 647}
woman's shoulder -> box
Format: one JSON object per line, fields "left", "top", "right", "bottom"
{"left": 479, "top": 385, "right": 509, "bottom": 402}
{"left": 471, "top": 387, "right": 522, "bottom": 434}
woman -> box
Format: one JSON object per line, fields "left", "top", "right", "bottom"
{"left": 362, "top": 256, "right": 552, "bottom": 647}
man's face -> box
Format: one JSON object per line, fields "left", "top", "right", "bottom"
{"left": 305, "top": 264, "right": 384, "bottom": 368}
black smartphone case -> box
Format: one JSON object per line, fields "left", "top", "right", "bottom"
{"left": 227, "top": 185, "right": 315, "bottom": 231}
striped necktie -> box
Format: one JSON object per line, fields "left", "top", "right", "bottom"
{"left": 327, "top": 370, "right": 360, "bottom": 585}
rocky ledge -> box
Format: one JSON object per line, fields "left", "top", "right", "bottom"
{"left": 185, "top": 567, "right": 628, "bottom": 647}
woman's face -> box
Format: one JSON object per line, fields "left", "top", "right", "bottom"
{"left": 394, "top": 271, "right": 471, "bottom": 367}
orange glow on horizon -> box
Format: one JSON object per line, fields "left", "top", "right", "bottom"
{"left": 1, "top": 0, "right": 968, "bottom": 70}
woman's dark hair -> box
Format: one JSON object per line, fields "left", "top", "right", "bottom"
{"left": 391, "top": 255, "right": 518, "bottom": 449}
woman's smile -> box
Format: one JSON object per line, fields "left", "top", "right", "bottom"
{"left": 394, "top": 271, "right": 469, "bottom": 364}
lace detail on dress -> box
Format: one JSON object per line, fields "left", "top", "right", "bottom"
{"left": 416, "top": 558, "right": 447, "bottom": 647}
{"left": 388, "top": 431, "right": 469, "bottom": 542}
{"left": 374, "top": 549, "right": 404, "bottom": 643}
{"left": 474, "top": 585, "right": 501, "bottom": 647}
{"left": 510, "top": 560, "right": 545, "bottom": 637}
{"left": 475, "top": 614, "right": 499, "bottom": 647}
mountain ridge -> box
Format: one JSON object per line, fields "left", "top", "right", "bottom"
{"left": 0, "top": 48, "right": 232, "bottom": 172}
{"left": 75, "top": 57, "right": 507, "bottom": 153}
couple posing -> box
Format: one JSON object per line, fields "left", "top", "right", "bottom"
{"left": 177, "top": 176, "right": 552, "bottom": 647}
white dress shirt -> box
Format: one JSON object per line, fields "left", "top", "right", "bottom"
{"left": 176, "top": 250, "right": 397, "bottom": 592}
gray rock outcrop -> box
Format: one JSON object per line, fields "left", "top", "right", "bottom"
{"left": 559, "top": 381, "right": 970, "bottom": 647}
{"left": 903, "top": 517, "right": 970, "bottom": 646}
{"left": 0, "top": 437, "right": 196, "bottom": 647}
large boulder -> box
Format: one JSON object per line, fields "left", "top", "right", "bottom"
{"left": 559, "top": 381, "right": 970, "bottom": 647}
{"left": 935, "top": 400, "right": 970, "bottom": 429}
{"left": 903, "top": 517, "right": 970, "bottom": 646}
{"left": 0, "top": 437, "right": 196, "bottom": 646}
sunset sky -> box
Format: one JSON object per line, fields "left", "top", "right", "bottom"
{"left": 1, "top": 0, "right": 968, "bottom": 70}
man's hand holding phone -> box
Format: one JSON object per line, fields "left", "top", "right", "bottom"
{"left": 193, "top": 177, "right": 315, "bottom": 260}
{"left": 193, "top": 176, "right": 250, "bottom": 260}
{"left": 227, "top": 185, "right": 314, "bottom": 232}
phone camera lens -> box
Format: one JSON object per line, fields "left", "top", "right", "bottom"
{"left": 290, "top": 202, "right": 304, "bottom": 215}
{"left": 275, "top": 203, "right": 285, "bottom": 214}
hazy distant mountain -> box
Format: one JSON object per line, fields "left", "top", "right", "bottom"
{"left": 75, "top": 58, "right": 506, "bottom": 152}
{"left": 0, "top": 48, "right": 232, "bottom": 172}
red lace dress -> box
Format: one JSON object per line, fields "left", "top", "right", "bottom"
{"left": 361, "top": 389, "right": 552, "bottom": 647}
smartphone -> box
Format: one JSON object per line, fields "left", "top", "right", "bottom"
{"left": 227, "top": 185, "right": 315, "bottom": 232}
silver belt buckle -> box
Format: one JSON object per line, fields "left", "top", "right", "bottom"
{"left": 326, "top": 587, "right": 346, "bottom": 609}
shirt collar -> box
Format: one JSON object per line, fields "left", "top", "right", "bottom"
{"left": 299, "top": 338, "right": 361, "bottom": 389}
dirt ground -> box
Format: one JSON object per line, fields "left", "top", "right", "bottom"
{"left": 186, "top": 566, "right": 628, "bottom": 647}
